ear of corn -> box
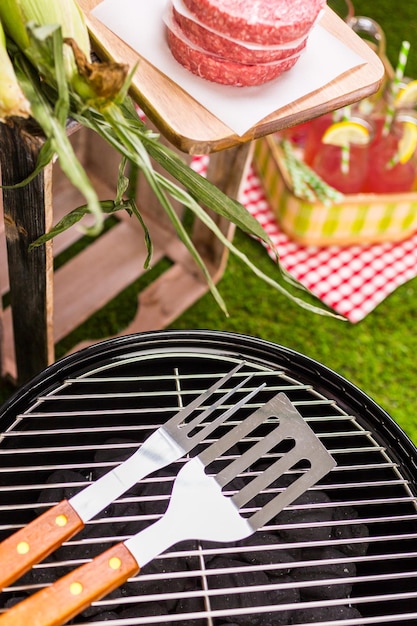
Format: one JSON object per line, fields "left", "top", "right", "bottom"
{"left": 0, "top": 0, "right": 128, "bottom": 105}
{"left": 0, "top": 0, "right": 92, "bottom": 98}
{"left": 0, "top": 0, "right": 90, "bottom": 57}
{"left": 0, "top": 0, "right": 30, "bottom": 51}
{"left": 0, "top": 18, "right": 31, "bottom": 120}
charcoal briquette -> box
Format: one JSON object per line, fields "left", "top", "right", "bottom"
{"left": 174, "top": 593, "right": 206, "bottom": 625}
{"left": 125, "top": 556, "right": 191, "bottom": 612}
{"left": 93, "top": 439, "right": 144, "bottom": 482}
{"left": 290, "top": 603, "right": 364, "bottom": 624}
{"left": 200, "top": 540, "right": 239, "bottom": 564}
{"left": 87, "top": 610, "right": 120, "bottom": 621}
{"left": 207, "top": 556, "right": 299, "bottom": 625}
{"left": 18, "top": 559, "right": 70, "bottom": 586}
{"left": 79, "top": 587, "right": 123, "bottom": 618}
{"left": 291, "top": 547, "right": 356, "bottom": 600}
{"left": 276, "top": 491, "right": 334, "bottom": 542}
{"left": 51, "top": 524, "right": 113, "bottom": 562}
{"left": 2, "top": 596, "right": 26, "bottom": 609}
{"left": 205, "top": 445, "right": 241, "bottom": 475}
{"left": 107, "top": 501, "right": 144, "bottom": 537}
{"left": 94, "top": 439, "right": 135, "bottom": 460}
{"left": 118, "top": 602, "right": 168, "bottom": 619}
{"left": 332, "top": 506, "right": 370, "bottom": 556}
{"left": 175, "top": 539, "right": 204, "bottom": 570}
{"left": 238, "top": 532, "right": 295, "bottom": 576}
{"left": 37, "top": 470, "right": 87, "bottom": 507}
{"left": 134, "top": 466, "right": 178, "bottom": 518}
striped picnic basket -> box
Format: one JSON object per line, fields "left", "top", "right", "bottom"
{"left": 253, "top": 134, "right": 417, "bottom": 247}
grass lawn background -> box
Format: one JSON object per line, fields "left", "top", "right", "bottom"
{"left": 1, "top": 0, "right": 417, "bottom": 444}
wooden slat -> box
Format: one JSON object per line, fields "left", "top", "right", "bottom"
{"left": 0, "top": 189, "right": 8, "bottom": 295}
{"left": 0, "top": 123, "right": 54, "bottom": 384}
{"left": 52, "top": 218, "right": 158, "bottom": 342}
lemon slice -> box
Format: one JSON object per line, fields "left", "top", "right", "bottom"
{"left": 322, "top": 120, "right": 370, "bottom": 146}
{"left": 395, "top": 80, "right": 417, "bottom": 107}
{"left": 397, "top": 120, "right": 417, "bottom": 163}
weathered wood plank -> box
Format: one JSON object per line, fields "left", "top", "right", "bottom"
{"left": 0, "top": 121, "right": 54, "bottom": 384}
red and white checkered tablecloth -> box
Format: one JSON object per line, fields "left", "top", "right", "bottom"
{"left": 192, "top": 155, "right": 417, "bottom": 323}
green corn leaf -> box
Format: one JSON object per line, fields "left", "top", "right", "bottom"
{"left": 0, "top": 2, "right": 338, "bottom": 318}
{"left": 10, "top": 28, "right": 104, "bottom": 234}
{"left": 119, "top": 98, "right": 272, "bottom": 246}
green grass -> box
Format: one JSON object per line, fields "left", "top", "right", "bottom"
{"left": 176, "top": 0, "right": 417, "bottom": 443}
{"left": 1, "top": 0, "right": 417, "bottom": 445}
{"left": 169, "top": 230, "right": 417, "bottom": 442}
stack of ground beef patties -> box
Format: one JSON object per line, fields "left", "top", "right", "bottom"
{"left": 164, "top": 0, "right": 325, "bottom": 86}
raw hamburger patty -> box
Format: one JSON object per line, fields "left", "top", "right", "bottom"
{"left": 172, "top": 2, "right": 307, "bottom": 64}
{"left": 181, "top": 0, "right": 325, "bottom": 44}
{"left": 166, "top": 21, "right": 300, "bottom": 86}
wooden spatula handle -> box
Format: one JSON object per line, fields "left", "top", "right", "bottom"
{"left": 0, "top": 500, "right": 84, "bottom": 591}
{"left": 0, "top": 543, "right": 139, "bottom": 626}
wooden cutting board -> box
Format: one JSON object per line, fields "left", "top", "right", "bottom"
{"left": 77, "top": 1, "right": 385, "bottom": 153}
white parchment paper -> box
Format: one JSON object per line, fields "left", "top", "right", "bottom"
{"left": 92, "top": 0, "right": 366, "bottom": 136}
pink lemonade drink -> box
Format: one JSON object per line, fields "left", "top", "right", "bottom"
{"left": 280, "top": 121, "right": 313, "bottom": 148}
{"left": 364, "top": 116, "right": 417, "bottom": 193}
{"left": 311, "top": 142, "right": 370, "bottom": 194}
{"left": 305, "top": 116, "right": 372, "bottom": 194}
{"left": 303, "top": 114, "right": 335, "bottom": 165}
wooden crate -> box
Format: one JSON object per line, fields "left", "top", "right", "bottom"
{"left": 0, "top": 122, "right": 249, "bottom": 383}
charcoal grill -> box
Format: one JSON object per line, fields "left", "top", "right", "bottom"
{"left": 0, "top": 329, "right": 416, "bottom": 625}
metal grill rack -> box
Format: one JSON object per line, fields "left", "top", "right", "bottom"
{"left": 0, "top": 330, "right": 416, "bottom": 625}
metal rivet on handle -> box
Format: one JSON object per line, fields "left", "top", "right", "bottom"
{"left": 69, "top": 582, "right": 83, "bottom": 596}
{"left": 17, "top": 541, "right": 30, "bottom": 555}
{"left": 55, "top": 515, "right": 68, "bottom": 527}
{"left": 109, "top": 557, "right": 122, "bottom": 570}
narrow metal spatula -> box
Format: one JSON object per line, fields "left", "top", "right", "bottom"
{"left": 0, "top": 393, "right": 336, "bottom": 626}
{"left": 0, "top": 361, "right": 264, "bottom": 591}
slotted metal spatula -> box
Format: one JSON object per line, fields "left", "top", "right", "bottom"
{"left": 0, "top": 361, "right": 265, "bottom": 591}
{"left": 0, "top": 393, "right": 336, "bottom": 626}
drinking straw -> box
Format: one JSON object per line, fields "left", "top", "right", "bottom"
{"left": 383, "top": 40, "right": 410, "bottom": 136}
{"left": 282, "top": 140, "right": 316, "bottom": 201}
{"left": 298, "top": 160, "right": 344, "bottom": 205}
{"left": 282, "top": 140, "right": 344, "bottom": 205}
{"left": 340, "top": 105, "right": 351, "bottom": 174}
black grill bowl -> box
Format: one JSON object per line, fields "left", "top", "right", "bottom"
{"left": 1, "top": 330, "right": 416, "bottom": 625}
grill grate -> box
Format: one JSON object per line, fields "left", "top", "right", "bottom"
{"left": 0, "top": 331, "right": 416, "bottom": 625}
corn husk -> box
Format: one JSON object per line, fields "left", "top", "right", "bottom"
{"left": 0, "top": 18, "right": 31, "bottom": 120}
{"left": 0, "top": 0, "right": 89, "bottom": 78}
{"left": 0, "top": 0, "right": 128, "bottom": 105}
